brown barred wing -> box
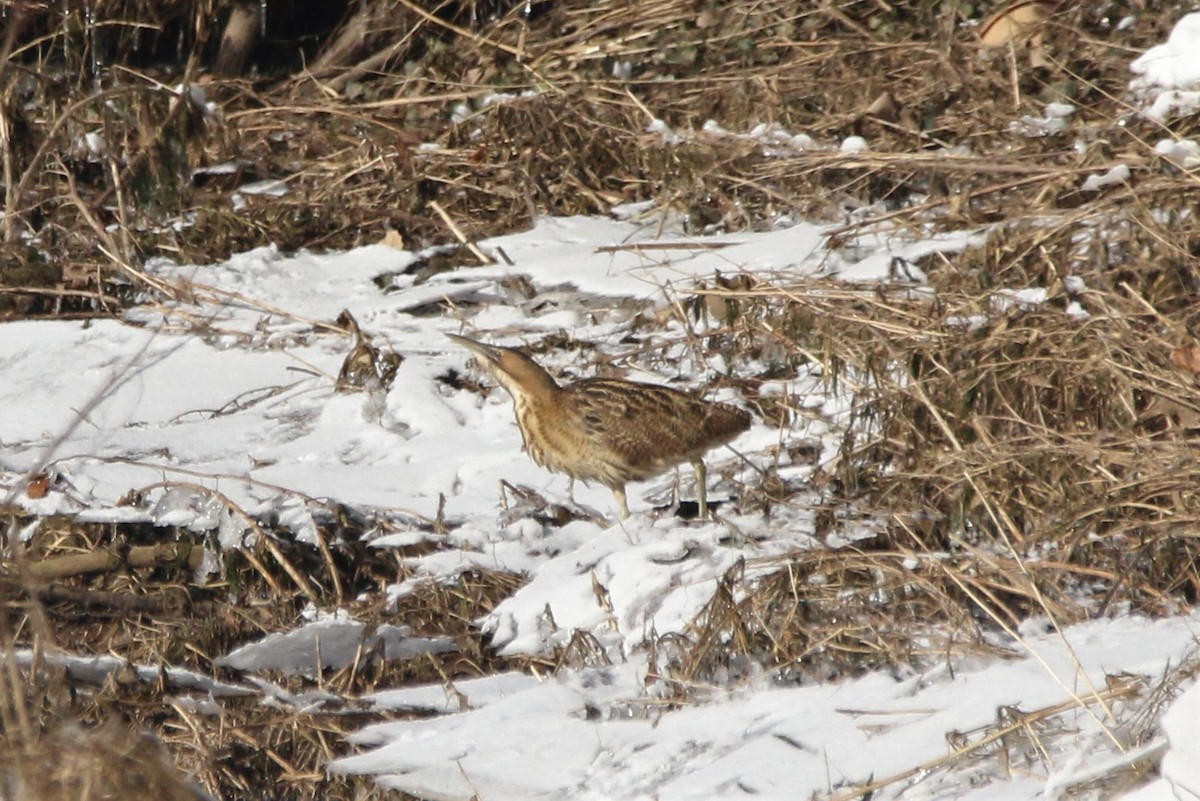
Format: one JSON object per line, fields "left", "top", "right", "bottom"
{"left": 565, "top": 379, "right": 750, "bottom": 483}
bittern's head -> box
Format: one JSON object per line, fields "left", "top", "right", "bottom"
{"left": 447, "top": 333, "right": 560, "bottom": 402}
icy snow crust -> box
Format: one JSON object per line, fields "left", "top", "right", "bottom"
{"left": 333, "top": 614, "right": 1200, "bottom": 801}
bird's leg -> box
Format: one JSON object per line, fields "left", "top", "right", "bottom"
{"left": 692, "top": 459, "right": 708, "bottom": 519}
{"left": 566, "top": 476, "right": 577, "bottom": 503}
{"left": 612, "top": 485, "right": 630, "bottom": 519}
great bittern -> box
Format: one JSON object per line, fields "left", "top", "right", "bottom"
{"left": 448, "top": 333, "right": 751, "bottom": 519}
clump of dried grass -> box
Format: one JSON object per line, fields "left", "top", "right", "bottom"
{"left": 1, "top": 721, "right": 208, "bottom": 801}
{"left": 6, "top": 0, "right": 1193, "bottom": 314}
{"left": 867, "top": 212, "right": 1200, "bottom": 587}
{"left": 0, "top": 503, "right": 529, "bottom": 800}
{"left": 661, "top": 550, "right": 1010, "bottom": 690}
{"left": 668, "top": 197, "right": 1200, "bottom": 684}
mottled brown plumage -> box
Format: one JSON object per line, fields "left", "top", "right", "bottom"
{"left": 448, "top": 333, "right": 751, "bottom": 518}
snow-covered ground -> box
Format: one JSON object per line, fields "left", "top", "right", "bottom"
{"left": 0, "top": 211, "right": 978, "bottom": 655}
{"left": 333, "top": 615, "right": 1198, "bottom": 801}
{"left": 7, "top": 11, "right": 1200, "bottom": 801}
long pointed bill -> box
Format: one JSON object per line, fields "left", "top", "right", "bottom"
{"left": 446, "top": 333, "right": 503, "bottom": 366}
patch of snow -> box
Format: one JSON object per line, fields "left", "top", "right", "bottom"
{"left": 238, "top": 178, "right": 289, "bottom": 197}
{"left": 1131, "top": 13, "right": 1200, "bottom": 121}
{"left": 1011, "top": 113, "right": 1070, "bottom": 138}
{"left": 1063, "top": 276, "right": 1088, "bottom": 294}
{"left": 82, "top": 131, "right": 106, "bottom": 157}
{"left": 1011, "top": 102, "right": 1075, "bottom": 138}
{"left": 1126, "top": 676, "right": 1200, "bottom": 801}
{"left": 333, "top": 614, "right": 1200, "bottom": 801}
{"left": 1080, "top": 164, "right": 1131, "bottom": 192}
{"left": 1154, "top": 137, "right": 1200, "bottom": 169}
{"left": 840, "top": 135, "right": 869, "bottom": 153}
{"left": 1131, "top": 13, "right": 1200, "bottom": 89}
{"left": 1045, "top": 102, "right": 1076, "bottom": 118}
{"left": 647, "top": 118, "right": 683, "bottom": 145}
{"left": 992, "top": 287, "right": 1048, "bottom": 313}
{"left": 11, "top": 648, "right": 254, "bottom": 698}
{"left": 216, "top": 618, "right": 455, "bottom": 678}
{"left": 364, "top": 671, "right": 540, "bottom": 715}
{"left": 193, "top": 161, "right": 247, "bottom": 177}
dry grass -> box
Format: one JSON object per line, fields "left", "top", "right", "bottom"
{"left": 670, "top": 200, "right": 1200, "bottom": 683}
{"left": 2, "top": 0, "right": 1188, "bottom": 307}
{"left": 5, "top": 0, "right": 1200, "bottom": 797}
{"left": 0, "top": 507, "right": 527, "bottom": 800}
{"left": 2, "top": 721, "right": 210, "bottom": 801}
